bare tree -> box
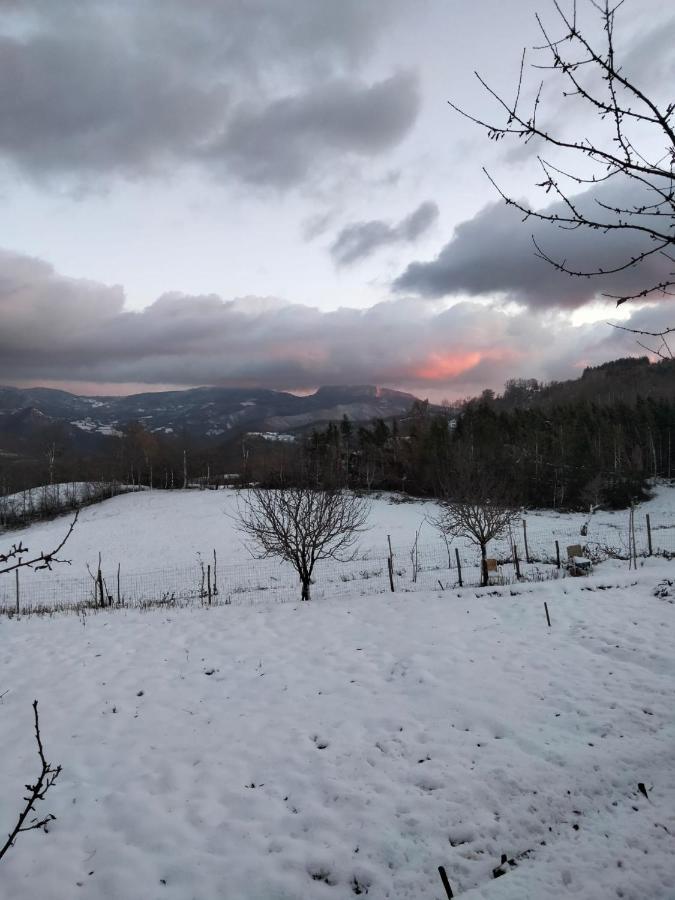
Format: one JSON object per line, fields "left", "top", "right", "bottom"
{"left": 0, "top": 701, "right": 61, "bottom": 863}
{"left": 430, "top": 496, "right": 518, "bottom": 587}
{"left": 235, "top": 487, "right": 370, "bottom": 600}
{"left": 0, "top": 511, "right": 78, "bottom": 577}
{"left": 450, "top": 0, "right": 675, "bottom": 310}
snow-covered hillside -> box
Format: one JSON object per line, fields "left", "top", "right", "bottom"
{"left": 1, "top": 571, "right": 674, "bottom": 899}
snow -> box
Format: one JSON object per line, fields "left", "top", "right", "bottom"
{"left": 3, "top": 486, "right": 675, "bottom": 600}
{"left": 247, "top": 432, "right": 297, "bottom": 443}
{"left": 71, "top": 419, "right": 122, "bottom": 437}
{"left": 0, "top": 482, "right": 122, "bottom": 517}
{"left": 1, "top": 570, "right": 675, "bottom": 898}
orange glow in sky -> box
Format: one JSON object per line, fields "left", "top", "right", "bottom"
{"left": 413, "top": 351, "right": 484, "bottom": 381}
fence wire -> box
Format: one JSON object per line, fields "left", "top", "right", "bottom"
{"left": 2, "top": 513, "right": 673, "bottom": 616}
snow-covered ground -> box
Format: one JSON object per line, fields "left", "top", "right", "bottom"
{"left": 2, "top": 485, "right": 675, "bottom": 610}
{"left": 1, "top": 568, "right": 674, "bottom": 899}
{"left": 1, "top": 489, "right": 433, "bottom": 576}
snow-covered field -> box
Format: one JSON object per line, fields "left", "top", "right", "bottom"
{"left": 2, "top": 489, "right": 434, "bottom": 576}
{"left": 1, "top": 567, "right": 675, "bottom": 899}
{"left": 5, "top": 484, "right": 675, "bottom": 574}
{"left": 2, "top": 486, "right": 675, "bottom": 610}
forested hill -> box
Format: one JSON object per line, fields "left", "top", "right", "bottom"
{"left": 439, "top": 356, "right": 675, "bottom": 510}
{"left": 496, "top": 357, "right": 675, "bottom": 410}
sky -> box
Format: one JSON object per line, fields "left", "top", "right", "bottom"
{"left": 0, "top": 0, "right": 673, "bottom": 401}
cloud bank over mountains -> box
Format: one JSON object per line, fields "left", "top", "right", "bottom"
{"left": 1, "top": 247, "right": 669, "bottom": 398}
{"left": 1, "top": 0, "right": 673, "bottom": 399}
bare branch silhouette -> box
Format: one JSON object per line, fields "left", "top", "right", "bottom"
{"left": 0, "top": 701, "right": 62, "bottom": 862}
{"left": 450, "top": 0, "right": 675, "bottom": 307}
{"left": 0, "top": 511, "right": 79, "bottom": 576}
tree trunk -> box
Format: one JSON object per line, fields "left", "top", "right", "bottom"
{"left": 480, "top": 543, "right": 488, "bottom": 587}
{"left": 301, "top": 578, "right": 311, "bottom": 601}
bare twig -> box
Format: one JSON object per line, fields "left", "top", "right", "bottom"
{"left": 0, "top": 511, "right": 79, "bottom": 576}
{"left": 0, "top": 701, "right": 62, "bottom": 862}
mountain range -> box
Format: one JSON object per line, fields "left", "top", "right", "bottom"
{"left": 0, "top": 384, "right": 423, "bottom": 450}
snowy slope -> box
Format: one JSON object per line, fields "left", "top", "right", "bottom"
{"left": 1, "top": 573, "right": 674, "bottom": 899}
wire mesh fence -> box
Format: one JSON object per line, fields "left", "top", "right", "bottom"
{"left": 2, "top": 511, "right": 674, "bottom": 616}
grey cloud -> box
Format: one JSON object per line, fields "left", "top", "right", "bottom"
{"left": 0, "top": 34, "right": 228, "bottom": 179}
{"left": 0, "top": 247, "right": 669, "bottom": 397}
{"left": 213, "top": 72, "right": 419, "bottom": 187}
{"left": 331, "top": 200, "right": 438, "bottom": 265}
{"left": 0, "top": 2, "right": 416, "bottom": 186}
{"left": 394, "top": 180, "right": 674, "bottom": 309}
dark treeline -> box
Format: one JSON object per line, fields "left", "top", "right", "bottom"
{"left": 0, "top": 422, "right": 246, "bottom": 501}
{"left": 294, "top": 393, "right": 673, "bottom": 510}
{"left": 495, "top": 356, "right": 675, "bottom": 411}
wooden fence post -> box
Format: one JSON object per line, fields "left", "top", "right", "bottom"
{"left": 523, "top": 519, "right": 530, "bottom": 564}
{"left": 116, "top": 563, "right": 121, "bottom": 606}
{"left": 387, "top": 535, "right": 395, "bottom": 592}
{"left": 97, "top": 556, "right": 105, "bottom": 607}
{"left": 513, "top": 541, "right": 521, "bottom": 579}
{"left": 455, "top": 548, "right": 463, "bottom": 587}
{"left": 15, "top": 569, "right": 19, "bottom": 615}
{"left": 207, "top": 564, "right": 212, "bottom": 605}
{"left": 213, "top": 549, "right": 218, "bottom": 595}
{"left": 555, "top": 540, "right": 560, "bottom": 569}
{"left": 646, "top": 514, "right": 653, "bottom": 557}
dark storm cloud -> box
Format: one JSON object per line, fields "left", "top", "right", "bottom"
{"left": 330, "top": 201, "right": 438, "bottom": 266}
{"left": 0, "top": 1, "right": 417, "bottom": 185}
{"left": 394, "top": 180, "right": 674, "bottom": 309}
{"left": 1, "top": 247, "right": 670, "bottom": 396}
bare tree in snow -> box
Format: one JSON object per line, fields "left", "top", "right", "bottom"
{"left": 235, "top": 487, "right": 370, "bottom": 601}
{"left": 430, "top": 473, "right": 519, "bottom": 586}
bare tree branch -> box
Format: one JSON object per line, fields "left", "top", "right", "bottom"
{"left": 609, "top": 322, "right": 675, "bottom": 359}
{"left": 449, "top": 0, "right": 675, "bottom": 307}
{"left": 0, "top": 701, "right": 62, "bottom": 862}
{"left": 0, "top": 510, "right": 79, "bottom": 576}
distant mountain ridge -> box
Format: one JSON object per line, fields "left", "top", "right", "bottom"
{"left": 0, "top": 384, "right": 421, "bottom": 445}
